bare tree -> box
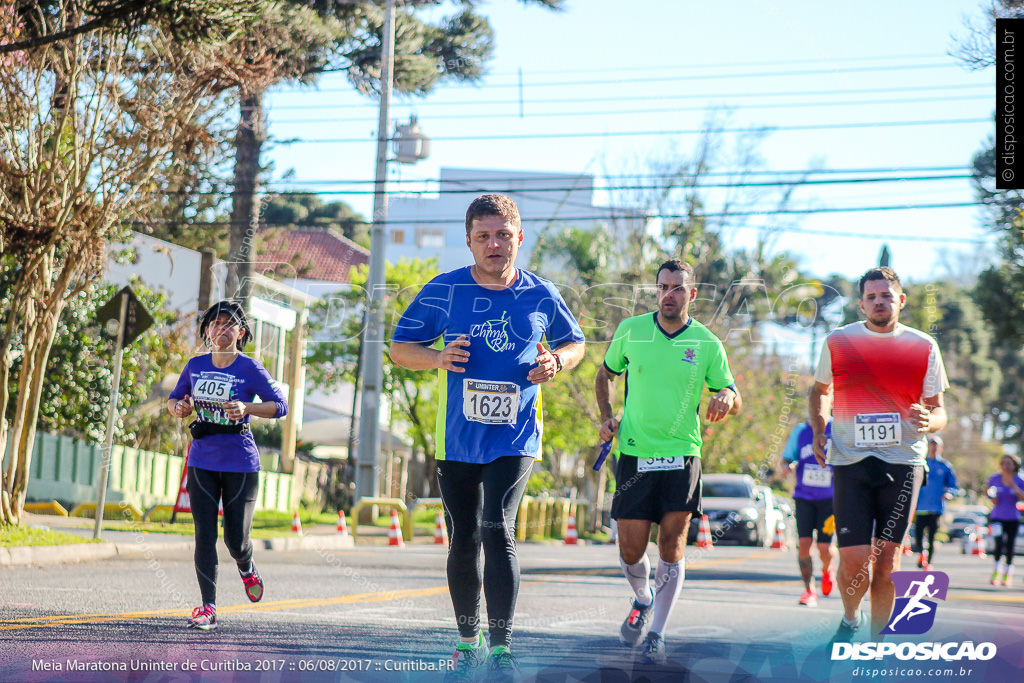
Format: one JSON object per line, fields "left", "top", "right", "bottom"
{"left": 0, "top": 5, "right": 252, "bottom": 525}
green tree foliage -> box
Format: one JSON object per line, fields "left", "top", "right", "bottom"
{"left": 305, "top": 258, "right": 440, "bottom": 462}
{"left": 529, "top": 130, "right": 825, "bottom": 497}
{"left": 0, "top": 0, "right": 253, "bottom": 525}
{"left": 952, "top": 0, "right": 1024, "bottom": 454}
{"left": 261, "top": 194, "right": 369, "bottom": 249}
{"left": 222, "top": 0, "right": 563, "bottom": 303}
{"left": 14, "top": 280, "right": 195, "bottom": 452}
{"left": 1, "top": 0, "right": 261, "bottom": 54}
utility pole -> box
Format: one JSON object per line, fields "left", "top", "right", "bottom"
{"left": 356, "top": 0, "right": 396, "bottom": 501}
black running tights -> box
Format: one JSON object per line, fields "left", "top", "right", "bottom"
{"left": 187, "top": 466, "right": 259, "bottom": 605}
{"left": 436, "top": 456, "right": 534, "bottom": 648}
{"left": 993, "top": 519, "right": 1020, "bottom": 566}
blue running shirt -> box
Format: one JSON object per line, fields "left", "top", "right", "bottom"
{"left": 392, "top": 267, "right": 584, "bottom": 464}
{"left": 169, "top": 354, "right": 288, "bottom": 472}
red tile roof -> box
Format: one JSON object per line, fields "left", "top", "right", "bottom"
{"left": 258, "top": 227, "right": 369, "bottom": 283}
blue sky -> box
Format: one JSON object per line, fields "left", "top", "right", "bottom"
{"left": 264, "top": 0, "right": 995, "bottom": 285}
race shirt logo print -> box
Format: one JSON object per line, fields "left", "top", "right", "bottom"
{"left": 682, "top": 348, "right": 697, "bottom": 365}
{"left": 192, "top": 371, "right": 238, "bottom": 425}
{"left": 470, "top": 312, "right": 514, "bottom": 353}
{"left": 881, "top": 570, "right": 948, "bottom": 635}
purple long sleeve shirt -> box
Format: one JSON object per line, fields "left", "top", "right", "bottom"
{"left": 169, "top": 354, "right": 288, "bottom": 472}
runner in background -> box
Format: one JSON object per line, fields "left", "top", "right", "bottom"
{"left": 168, "top": 301, "right": 288, "bottom": 631}
{"left": 913, "top": 435, "right": 957, "bottom": 572}
{"left": 986, "top": 453, "right": 1024, "bottom": 586}
{"left": 780, "top": 419, "right": 836, "bottom": 607}
{"left": 391, "top": 194, "right": 585, "bottom": 682}
{"left": 595, "top": 258, "right": 741, "bottom": 664}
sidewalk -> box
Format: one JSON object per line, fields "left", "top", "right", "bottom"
{"left": 0, "top": 512, "right": 358, "bottom": 567}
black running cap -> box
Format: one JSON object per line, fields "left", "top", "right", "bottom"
{"left": 199, "top": 300, "right": 252, "bottom": 349}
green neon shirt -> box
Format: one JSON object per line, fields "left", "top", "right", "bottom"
{"left": 603, "top": 313, "right": 734, "bottom": 459}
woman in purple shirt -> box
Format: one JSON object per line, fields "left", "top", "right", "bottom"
{"left": 986, "top": 453, "right": 1024, "bottom": 587}
{"left": 167, "top": 301, "right": 288, "bottom": 630}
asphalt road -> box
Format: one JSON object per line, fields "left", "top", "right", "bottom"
{"left": 1, "top": 539, "right": 1022, "bottom": 683}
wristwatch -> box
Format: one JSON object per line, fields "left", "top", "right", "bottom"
{"left": 552, "top": 352, "right": 563, "bottom": 373}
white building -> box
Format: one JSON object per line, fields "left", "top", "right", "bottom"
{"left": 386, "top": 167, "right": 648, "bottom": 272}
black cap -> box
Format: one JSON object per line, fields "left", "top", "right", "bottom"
{"left": 199, "top": 300, "right": 252, "bottom": 350}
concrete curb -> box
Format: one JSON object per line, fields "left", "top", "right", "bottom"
{"left": 0, "top": 534, "right": 355, "bottom": 567}
{"left": 262, "top": 534, "right": 355, "bottom": 551}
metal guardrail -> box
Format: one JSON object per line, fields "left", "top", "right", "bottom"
{"left": 23, "top": 501, "right": 68, "bottom": 517}
{"left": 350, "top": 497, "right": 412, "bottom": 541}
{"left": 516, "top": 496, "right": 590, "bottom": 542}
{"left": 69, "top": 502, "right": 143, "bottom": 522}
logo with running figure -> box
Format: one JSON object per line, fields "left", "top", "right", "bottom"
{"left": 881, "top": 570, "right": 949, "bottom": 635}
{"left": 470, "top": 312, "right": 514, "bottom": 353}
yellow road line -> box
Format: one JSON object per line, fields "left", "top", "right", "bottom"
{"left": 0, "top": 585, "right": 452, "bottom": 632}
{"left": 947, "top": 592, "right": 1024, "bottom": 604}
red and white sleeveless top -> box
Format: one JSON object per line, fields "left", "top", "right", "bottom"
{"left": 815, "top": 322, "right": 947, "bottom": 466}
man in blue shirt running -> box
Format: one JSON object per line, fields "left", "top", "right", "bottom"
{"left": 781, "top": 419, "right": 836, "bottom": 608}
{"left": 391, "top": 194, "right": 585, "bottom": 682}
{"left": 914, "top": 435, "right": 957, "bottom": 571}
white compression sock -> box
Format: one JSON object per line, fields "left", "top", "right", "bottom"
{"left": 619, "top": 555, "right": 653, "bottom": 605}
{"left": 648, "top": 559, "right": 684, "bottom": 635}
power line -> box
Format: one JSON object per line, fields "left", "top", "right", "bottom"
{"left": 276, "top": 60, "right": 963, "bottom": 94}
{"left": 192, "top": 174, "right": 972, "bottom": 198}
{"left": 269, "top": 165, "right": 974, "bottom": 185}
{"left": 145, "top": 200, "right": 989, "bottom": 228}
{"left": 280, "top": 118, "right": 991, "bottom": 144}
{"left": 272, "top": 94, "right": 990, "bottom": 125}
{"left": 269, "top": 82, "right": 990, "bottom": 110}
{"left": 480, "top": 53, "right": 949, "bottom": 77}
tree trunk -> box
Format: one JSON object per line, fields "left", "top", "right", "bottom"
{"left": 1, "top": 250, "right": 71, "bottom": 526}
{"left": 227, "top": 89, "right": 266, "bottom": 309}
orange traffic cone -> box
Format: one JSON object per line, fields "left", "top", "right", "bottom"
{"left": 388, "top": 509, "right": 405, "bottom": 547}
{"left": 696, "top": 514, "right": 714, "bottom": 549}
{"left": 771, "top": 521, "right": 787, "bottom": 550}
{"left": 291, "top": 511, "right": 303, "bottom": 536}
{"left": 336, "top": 510, "right": 350, "bottom": 537}
{"left": 565, "top": 515, "right": 579, "bottom": 545}
{"left": 434, "top": 510, "right": 448, "bottom": 546}
{"left": 970, "top": 526, "right": 987, "bottom": 557}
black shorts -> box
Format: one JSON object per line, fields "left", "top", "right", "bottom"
{"left": 795, "top": 497, "right": 834, "bottom": 543}
{"left": 611, "top": 454, "right": 701, "bottom": 522}
{"left": 832, "top": 456, "right": 923, "bottom": 548}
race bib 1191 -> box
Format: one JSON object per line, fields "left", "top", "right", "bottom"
{"left": 854, "top": 412, "right": 901, "bottom": 448}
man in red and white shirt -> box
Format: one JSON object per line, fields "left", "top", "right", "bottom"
{"left": 809, "top": 267, "right": 948, "bottom": 641}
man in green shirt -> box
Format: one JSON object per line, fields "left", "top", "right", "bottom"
{"left": 595, "top": 258, "right": 741, "bottom": 664}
